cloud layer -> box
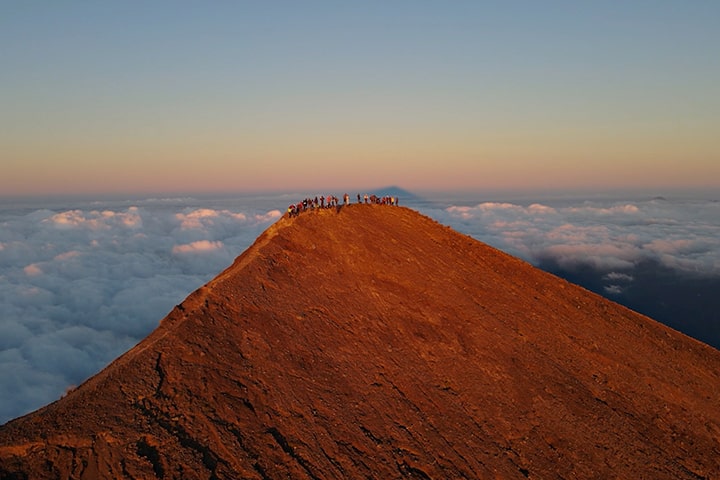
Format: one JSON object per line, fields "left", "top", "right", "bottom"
{"left": 0, "top": 197, "right": 281, "bottom": 423}
{"left": 430, "top": 196, "right": 720, "bottom": 280}
{"left": 1, "top": 191, "right": 719, "bottom": 424}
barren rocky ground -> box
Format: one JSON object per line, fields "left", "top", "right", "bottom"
{"left": 1, "top": 204, "right": 719, "bottom": 479}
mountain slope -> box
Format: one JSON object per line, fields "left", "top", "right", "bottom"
{"left": 1, "top": 204, "right": 719, "bottom": 479}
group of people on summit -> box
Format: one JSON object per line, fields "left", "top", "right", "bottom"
{"left": 287, "top": 193, "right": 399, "bottom": 217}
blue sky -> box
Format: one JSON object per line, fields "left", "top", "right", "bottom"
{"left": 2, "top": 1, "right": 719, "bottom": 195}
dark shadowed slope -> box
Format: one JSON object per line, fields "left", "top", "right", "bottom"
{"left": 1, "top": 205, "right": 720, "bottom": 479}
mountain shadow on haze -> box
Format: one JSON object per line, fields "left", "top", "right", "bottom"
{"left": 370, "top": 185, "right": 421, "bottom": 202}
{"left": 366, "top": 189, "right": 720, "bottom": 351}
{"left": 538, "top": 258, "right": 720, "bottom": 350}
{"left": 2, "top": 205, "right": 720, "bottom": 479}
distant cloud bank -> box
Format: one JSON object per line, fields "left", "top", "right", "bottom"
{"left": 435, "top": 197, "right": 720, "bottom": 281}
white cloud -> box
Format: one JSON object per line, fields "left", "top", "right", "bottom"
{"left": 176, "top": 208, "right": 220, "bottom": 229}
{"left": 172, "top": 240, "right": 225, "bottom": 254}
{"left": 54, "top": 250, "right": 81, "bottom": 261}
{"left": 603, "top": 272, "right": 634, "bottom": 282}
{"left": 539, "top": 243, "right": 641, "bottom": 271}
{"left": 45, "top": 208, "right": 142, "bottom": 231}
{"left": 176, "top": 208, "right": 250, "bottom": 230}
{"left": 567, "top": 204, "right": 641, "bottom": 216}
{"left": 256, "top": 210, "right": 283, "bottom": 222}
{"left": 604, "top": 285, "right": 624, "bottom": 295}
{"left": 23, "top": 264, "right": 43, "bottom": 276}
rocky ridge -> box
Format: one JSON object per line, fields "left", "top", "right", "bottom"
{"left": 1, "top": 204, "right": 719, "bottom": 479}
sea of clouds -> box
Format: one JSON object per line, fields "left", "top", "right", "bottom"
{"left": 427, "top": 194, "right": 720, "bottom": 278}
{"left": 1, "top": 191, "right": 719, "bottom": 424}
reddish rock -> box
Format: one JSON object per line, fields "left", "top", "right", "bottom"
{"left": 1, "top": 205, "right": 719, "bottom": 479}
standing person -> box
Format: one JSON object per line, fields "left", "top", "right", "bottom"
{"left": 344, "top": 193, "right": 349, "bottom": 205}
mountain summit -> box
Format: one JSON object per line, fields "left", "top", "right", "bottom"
{"left": 1, "top": 204, "right": 719, "bottom": 479}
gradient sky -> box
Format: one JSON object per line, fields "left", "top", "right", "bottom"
{"left": 2, "top": 1, "right": 719, "bottom": 196}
